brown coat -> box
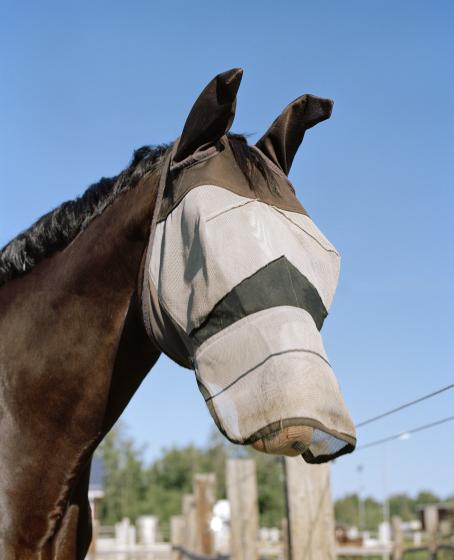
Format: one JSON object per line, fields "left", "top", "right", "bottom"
{"left": 0, "top": 171, "right": 160, "bottom": 559}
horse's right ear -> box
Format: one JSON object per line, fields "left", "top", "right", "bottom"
{"left": 173, "top": 68, "right": 243, "bottom": 163}
{"left": 256, "top": 94, "right": 333, "bottom": 175}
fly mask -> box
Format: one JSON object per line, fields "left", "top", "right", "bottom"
{"left": 141, "top": 69, "right": 356, "bottom": 463}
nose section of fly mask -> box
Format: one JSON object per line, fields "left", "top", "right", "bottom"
{"left": 146, "top": 183, "right": 356, "bottom": 463}
{"left": 251, "top": 426, "right": 314, "bottom": 457}
{"left": 192, "top": 305, "right": 356, "bottom": 462}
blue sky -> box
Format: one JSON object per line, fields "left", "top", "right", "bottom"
{"left": 1, "top": 1, "right": 453, "bottom": 501}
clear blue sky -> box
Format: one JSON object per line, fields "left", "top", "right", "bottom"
{"left": 1, "top": 1, "right": 453, "bottom": 501}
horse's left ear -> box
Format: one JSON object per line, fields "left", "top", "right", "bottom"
{"left": 174, "top": 68, "right": 243, "bottom": 163}
{"left": 256, "top": 94, "right": 333, "bottom": 175}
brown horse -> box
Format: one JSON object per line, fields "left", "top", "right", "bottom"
{"left": 0, "top": 69, "right": 355, "bottom": 559}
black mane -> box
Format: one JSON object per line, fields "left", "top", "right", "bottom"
{"left": 0, "top": 134, "right": 276, "bottom": 287}
{"left": 0, "top": 144, "right": 169, "bottom": 287}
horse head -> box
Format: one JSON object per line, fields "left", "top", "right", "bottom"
{"left": 0, "top": 67, "right": 355, "bottom": 560}
{"left": 142, "top": 69, "right": 356, "bottom": 462}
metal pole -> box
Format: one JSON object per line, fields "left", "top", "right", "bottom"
{"left": 282, "top": 457, "right": 293, "bottom": 560}
{"left": 382, "top": 444, "right": 390, "bottom": 560}
{"left": 357, "top": 464, "right": 365, "bottom": 531}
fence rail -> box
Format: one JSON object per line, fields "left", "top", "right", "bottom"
{"left": 402, "top": 545, "right": 454, "bottom": 559}
{"left": 175, "top": 546, "right": 280, "bottom": 560}
{"left": 337, "top": 545, "right": 391, "bottom": 557}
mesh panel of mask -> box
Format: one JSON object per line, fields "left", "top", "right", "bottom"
{"left": 146, "top": 184, "right": 356, "bottom": 462}
{"left": 150, "top": 185, "right": 340, "bottom": 334}
{"left": 193, "top": 306, "right": 355, "bottom": 460}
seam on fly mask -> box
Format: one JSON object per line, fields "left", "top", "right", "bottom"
{"left": 204, "top": 197, "right": 258, "bottom": 223}
{"left": 156, "top": 182, "right": 336, "bottom": 256}
{"left": 151, "top": 185, "right": 338, "bottom": 334}
{"left": 193, "top": 306, "right": 327, "bottom": 362}
{"left": 199, "top": 348, "right": 332, "bottom": 402}
{"left": 272, "top": 206, "right": 339, "bottom": 255}
{"left": 203, "top": 191, "right": 338, "bottom": 256}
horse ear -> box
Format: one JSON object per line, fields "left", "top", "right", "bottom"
{"left": 256, "top": 94, "right": 333, "bottom": 175}
{"left": 174, "top": 68, "right": 243, "bottom": 163}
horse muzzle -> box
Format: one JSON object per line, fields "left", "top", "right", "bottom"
{"left": 193, "top": 305, "right": 356, "bottom": 463}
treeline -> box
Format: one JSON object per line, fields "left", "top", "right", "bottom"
{"left": 96, "top": 425, "right": 452, "bottom": 534}
{"left": 96, "top": 425, "right": 285, "bottom": 532}
{"left": 335, "top": 491, "right": 453, "bottom": 531}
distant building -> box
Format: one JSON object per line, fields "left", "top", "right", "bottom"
{"left": 417, "top": 503, "right": 454, "bottom": 536}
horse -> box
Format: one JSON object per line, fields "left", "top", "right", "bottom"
{"left": 0, "top": 68, "right": 356, "bottom": 559}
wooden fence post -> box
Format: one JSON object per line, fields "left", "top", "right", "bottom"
{"left": 87, "top": 519, "right": 99, "bottom": 559}
{"left": 193, "top": 473, "right": 216, "bottom": 555}
{"left": 284, "top": 457, "right": 335, "bottom": 560}
{"left": 391, "top": 516, "right": 403, "bottom": 560}
{"left": 170, "top": 515, "right": 185, "bottom": 560}
{"left": 226, "top": 459, "right": 259, "bottom": 560}
{"left": 182, "top": 493, "right": 197, "bottom": 553}
{"left": 424, "top": 505, "right": 439, "bottom": 556}
{"left": 281, "top": 517, "right": 289, "bottom": 560}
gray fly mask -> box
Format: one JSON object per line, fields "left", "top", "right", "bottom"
{"left": 142, "top": 69, "right": 356, "bottom": 463}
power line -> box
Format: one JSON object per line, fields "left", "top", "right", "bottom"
{"left": 356, "top": 414, "right": 454, "bottom": 451}
{"left": 356, "top": 383, "right": 454, "bottom": 428}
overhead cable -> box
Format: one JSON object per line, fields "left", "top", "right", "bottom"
{"left": 356, "top": 414, "right": 454, "bottom": 451}
{"left": 356, "top": 383, "right": 454, "bottom": 428}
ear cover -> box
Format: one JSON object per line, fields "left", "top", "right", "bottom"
{"left": 256, "top": 94, "right": 333, "bottom": 175}
{"left": 174, "top": 68, "right": 243, "bottom": 163}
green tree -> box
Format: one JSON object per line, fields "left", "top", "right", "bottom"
{"left": 389, "top": 493, "right": 416, "bottom": 521}
{"left": 334, "top": 494, "right": 382, "bottom": 531}
{"left": 250, "top": 451, "right": 285, "bottom": 527}
{"left": 414, "top": 490, "right": 440, "bottom": 508}
{"left": 96, "top": 424, "right": 449, "bottom": 536}
{"left": 96, "top": 426, "right": 287, "bottom": 532}
{"left": 363, "top": 496, "right": 383, "bottom": 530}
{"left": 96, "top": 426, "right": 146, "bottom": 524}
{"left": 334, "top": 493, "right": 359, "bottom": 528}
{"left": 143, "top": 444, "right": 205, "bottom": 529}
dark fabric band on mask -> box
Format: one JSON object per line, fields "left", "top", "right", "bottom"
{"left": 190, "top": 256, "right": 327, "bottom": 346}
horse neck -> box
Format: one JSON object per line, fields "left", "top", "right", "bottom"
{"left": 2, "top": 170, "right": 159, "bottom": 304}
{"left": 0, "top": 169, "right": 162, "bottom": 425}
{"left": 0, "top": 171, "right": 161, "bottom": 555}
